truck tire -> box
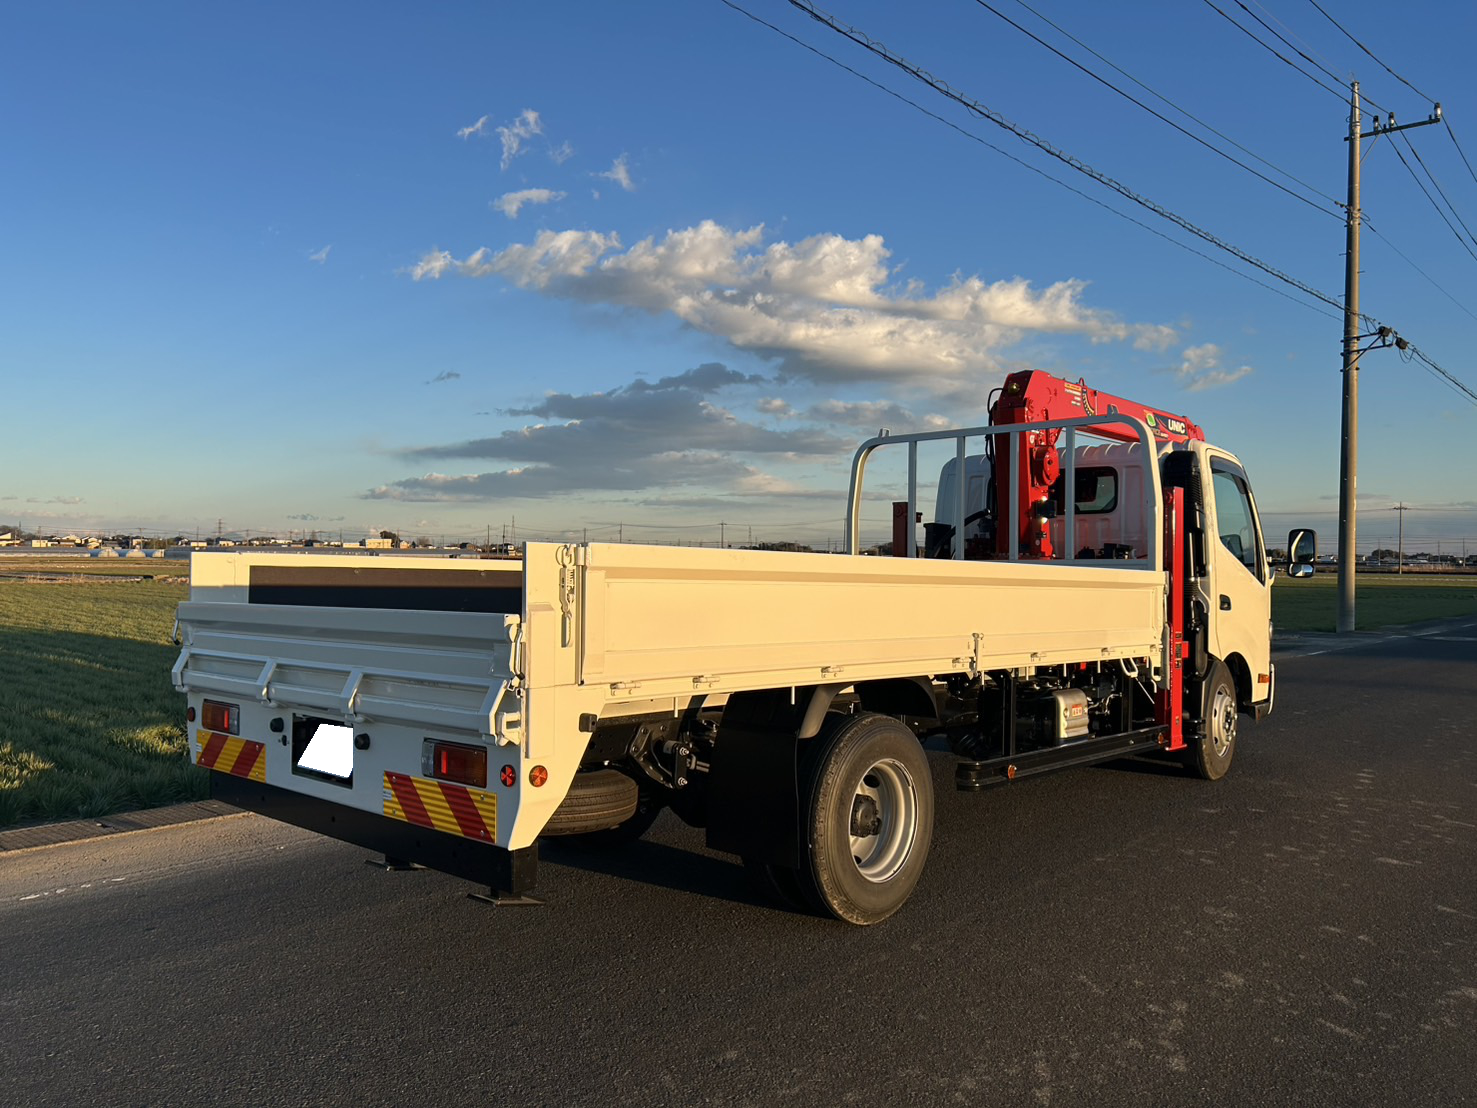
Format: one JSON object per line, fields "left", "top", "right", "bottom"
{"left": 1184, "top": 660, "right": 1237, "bottom": 781}
{"left": 539, "top": 768, "right": 639, "bottom": 836}
{"left": 803, "top": 713, "right": 934, "bottom": 925}
{"left": 557, "top": 787, "right": 665, "bottom": 848}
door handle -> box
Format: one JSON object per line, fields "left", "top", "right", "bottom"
{"left": 1220, "top": 595, "right": 1232, "bottom": 611}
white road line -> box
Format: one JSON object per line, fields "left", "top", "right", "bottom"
{"left": 12, "top": 877, "right": 128, "bottom": 905}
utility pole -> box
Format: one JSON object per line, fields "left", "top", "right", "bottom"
{"left": 1392, "top": 503, "right": 1409, "bottom": 574}
{"left": 1336, "top": 83, "right": 1361, "bottom": 632}
{"left": 1337, "top": 86, "right": 1441, "bottom": 631}
{"left": 720, "top": 521, "right": 727, "bottom": 548}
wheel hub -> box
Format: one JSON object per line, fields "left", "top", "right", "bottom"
{"left": 847, "top": 759, "right": 919, "bottom": 883}
{"left": 850, "top": 795, "right": 882, "bottom": 837}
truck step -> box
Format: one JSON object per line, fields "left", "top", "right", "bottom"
{"left": 955, "top": 726, "right": 1168, "bottom": 790}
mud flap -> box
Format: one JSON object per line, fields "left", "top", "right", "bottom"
{"left": 705, "top": 685, "right": 839, "bottom": 867}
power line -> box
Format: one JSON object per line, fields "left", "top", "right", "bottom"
{"left": 969, "top": 0, "right": 1340, "bottom": 219}
{"left": 739, "top": 2, "right": 1477, "bottom": 411}
{"left": 1230, "top": 0, "right": 1349, "bottom": 92}
{"left": 1003, "top": 0, "right": 1344, "bottom": 211}
{"left": 1302, "top": 0, "right": 1434, "bottom": 103}
{"left": 1246, "top": 0, "right": 1343, "bottom": 80}
{"left": 1404, "top": 343, "right": 1477, "bottom": 407}
{"left": 1444, "top": 118, "right": 1477, "bottom": 189}
{"left": 1393, "top": 129, "right": 1477, "bottom": 249}
{"left": 1386, "top": 134, "right": 1477, "bottom": 264}
{"left": 1199, "top": 0, "right": 1351, "bottom": 106}
{"left": 785, "top": 0, "right": 1346, "bottom": 312}
{"left": 716, "top": 0, "right": 1340, "bottom": 318}
{"left": 1364, "top": 221, "right": 1477, "bottom": 324}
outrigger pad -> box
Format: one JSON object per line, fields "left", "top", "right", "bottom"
{"left": 364, "top": 855, "right": 422, "bottom": 871}
{"left": 467, "top": 890, "right": 545, "bottom": 908}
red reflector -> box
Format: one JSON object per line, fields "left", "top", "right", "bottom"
{"left": 499, "top": 764, "right": 516, "bottom": 787}
{"left": 186, "top": 706, "right": 196, "bottom": 723}
{"left": 201, "top": 700, "right": 238, "bottom": 735}
{"left": 529, "top": 765, "right": 548, "bottom": 788}
{"left": 424, "top": 741, "right": 487, "bottom": 788}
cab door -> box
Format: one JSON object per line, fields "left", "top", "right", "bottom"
{"left": 1203, "top": 451, "right": 1273, "bottom": 705}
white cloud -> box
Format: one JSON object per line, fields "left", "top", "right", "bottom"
{"left": 497, "top": 109, "right": 542, "bottom": 170}
{"left": 493, "top": 188, "right": 567, "bottom": 219}
{"left": 426, "top": 371, "right": 461, "bottom": 385}
{"left": 409, "top": 221, "right": 1176, "bottom": 386}
{"left": 457, "top": 114, "right": 490, "bottom": 140}
{"left": 309, "top": 245, "right": 331, "bottom": 264}
{"left": 597, "top": 153, "right": 635, "bottom": 192}
{"left": 1171, "top": 343, "right": 1253, "bottom": 392}
{"left": 550, "top": 141, "right": 575, "bottom": 165}
{"left": 409, "top": 250, "right": 455, "bottom": 280}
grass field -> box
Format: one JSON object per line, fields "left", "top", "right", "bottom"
{"left": 0, "top": 554, "right": 189, "bottom": 580}
{"left": 0, "top": 573, "right": 204, "bottom": 828}
{"left": 1273, "top": 572, "right": 1477, "bottom": 632}
{"left": 1, "top": 557, "right": 1474, "bottom": 829}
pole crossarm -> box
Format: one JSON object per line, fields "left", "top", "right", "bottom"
{"left": 1354, "top": 104, "right": 1442, "bottom": 140}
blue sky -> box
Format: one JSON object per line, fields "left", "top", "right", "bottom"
{"left": 3, "top": 0, "right": 1475, "bottom": 551}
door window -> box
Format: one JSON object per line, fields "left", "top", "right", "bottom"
{"left": 1211, "top": 466, "right": 1263, "bottom": 581}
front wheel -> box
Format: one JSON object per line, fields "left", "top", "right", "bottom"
{"left": 803, "top": 713, "right": 934, "bottom": 925}
{"left": 1184, "top": 660, "right": 1237, "bottom": 781}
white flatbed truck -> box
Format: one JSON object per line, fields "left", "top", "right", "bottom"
{"left": 174, "top": 371, "right": 1304, "bottom": 923}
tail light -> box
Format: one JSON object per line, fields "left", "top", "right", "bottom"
{"left": 421, "top": 740, "right": 488, "bottom": 788}
{"left": 201, "top": 700, "right": 239, "bottom": 735}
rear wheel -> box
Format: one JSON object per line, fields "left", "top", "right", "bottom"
{"left": 803, "top": 713, "right": 934, "bottom": 925}
{"left": 1184, "top": 660, "right": 1237, "bottom": 781}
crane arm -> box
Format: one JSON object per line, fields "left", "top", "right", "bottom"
{"left": 988, "top": 370, "right": 1204, "bottom": 558}
{"left": 990, "top": 371, "right": 1204, "bottom": 444}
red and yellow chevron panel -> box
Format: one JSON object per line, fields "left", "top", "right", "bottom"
{"left": 195, "top": 730, "right": 266, "bottom": 782}
{"left": 382, "top": 772, "right": 497, "bottom": 843}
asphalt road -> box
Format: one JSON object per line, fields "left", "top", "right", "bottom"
{"left": 4, "top": 623, "right": 1474, "bottom": 1107}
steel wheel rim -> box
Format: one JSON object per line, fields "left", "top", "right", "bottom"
{"left": 848, "top": 758, "right": 918, "bottom": 883}
{"left": 1211, "top": 684, "right": 1237, "bottom": 758}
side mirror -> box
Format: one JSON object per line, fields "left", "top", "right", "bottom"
{"left": 1287, "top": 528, "right": 1316, "bottom": 579}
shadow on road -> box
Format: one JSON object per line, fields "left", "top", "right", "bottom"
{"left": 538, "top": 827, "right": 806, "bottom": 915}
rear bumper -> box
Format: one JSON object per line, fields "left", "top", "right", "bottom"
{"left": 210, "top": 774, "right": 538, "bottom": 896}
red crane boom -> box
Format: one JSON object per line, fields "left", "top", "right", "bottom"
{"left": 989, "top": 370, "right": 1205, "bottom": 558}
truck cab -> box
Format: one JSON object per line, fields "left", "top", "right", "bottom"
{"left": 925, "top": 432, "right": 1273, "bottom": 732}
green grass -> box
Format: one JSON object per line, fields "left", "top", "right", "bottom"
{"left": 0, "top": 554, "right": 189, "bottom": 579}
{"left": 0, "top": 578, "right": 204, "bottom": 828}
{"left": 1274, "top": 572, "right": 1477, "bottom": 632}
